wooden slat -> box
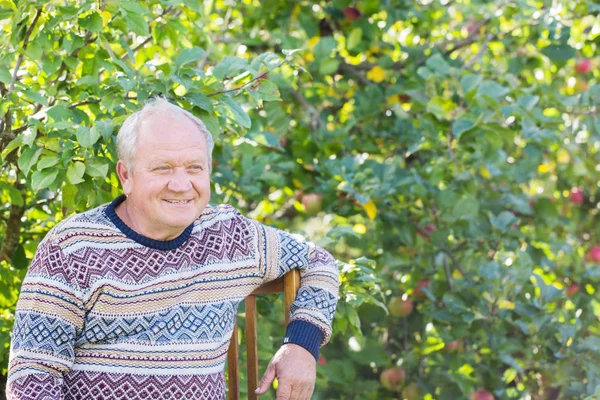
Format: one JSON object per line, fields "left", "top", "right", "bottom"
{"left": 250, "top": 278, "right": 284, "bottom": 295}
{"left": 283, "top": 270, "right": 301, "bottom": 325}
{"left": 245, "top": 295, "right": 259, "bottom": 400}
{"left": 227, "top": 319, "right": 240, "bottom": 400}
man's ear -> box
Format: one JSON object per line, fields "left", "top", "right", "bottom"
{"left": 116, "top": 160, "right": 133, "bottom": 196}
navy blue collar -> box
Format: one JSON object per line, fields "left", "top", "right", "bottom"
{"left": 105, "top": 195, "right": 194, "bottom": 251}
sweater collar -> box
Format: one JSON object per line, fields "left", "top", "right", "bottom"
{"left": 105, "top": 194, "right": 194, "bottom": 251}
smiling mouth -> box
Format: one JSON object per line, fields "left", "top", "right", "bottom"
{"left": 164, "top": 199, "right": 192, "bottom": 204}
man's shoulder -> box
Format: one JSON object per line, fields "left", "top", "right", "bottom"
{"left": 200, "top": 203, "right": 245, "bottom": 220}
{"left": 44, "top": 202, "right": 114, "bottom": 245}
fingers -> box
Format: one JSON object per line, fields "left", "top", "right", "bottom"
{"left": 255, "top": 363, "right": 276, "bottom": 395}
{"left": 278, "top": 381, "right": 314, "bottom": 400}
{"left": 275, "top": 379, "right": 293, "bottom": 400}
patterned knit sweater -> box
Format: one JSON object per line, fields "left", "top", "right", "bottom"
{"left": 6, "top": 195, "right": 340, "bottom": 400}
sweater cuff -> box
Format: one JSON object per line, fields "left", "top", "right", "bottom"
{"left": 281, "top": 320, "right": 323, "bottom": 361}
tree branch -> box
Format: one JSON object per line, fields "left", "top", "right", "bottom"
{"left": 0, "top": 182, "right": 26, "bottom": 265}
{"left": 288, "top": 87, "right": 321, "bottom": 132}
{"left": 8, "top": 8, "right": 43, "bottom": 94}
{"left": 207, "top": 58, "right": 292, "bottom": 98}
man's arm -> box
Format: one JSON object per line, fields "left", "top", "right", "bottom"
{"left": 249, "top": 221, "right": 340, "bottom": 399}
{"left": 6, "top": 240, "right": 84, "bottom": 400}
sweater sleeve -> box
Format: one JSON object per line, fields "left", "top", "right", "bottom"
{"left": 6, "top": 239, "right": 85, "bottom": 400}
{"left": 250, "top": 220, "right": 340, "bottom": 360}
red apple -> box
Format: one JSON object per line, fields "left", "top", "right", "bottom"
{"left": 343, "top": 7, "right": 361, "bottom": 20}
{"left": 470, "top": 390, "right": 495, "bottom": 400}
{"left": 318, "top": 355, "right": 327, "bottom": 365}
{"left": 445, "top": 339, "right": 464, "bottom": 352}
{"left": 380, "top": 367, "right": 405, "bottom": 392}
{"left": 302, "top": 193, "right": 323, "bottom": 215}
{"left": 388, "top": 297, "right": 413, "bottom": 317}
{"left": 570, "top": 188, "right": 585, "bottom": 204}
{"left": 412, "top": 279, "right": 430, "bottom": 298}
{"left": 586, "top": 246, "right": 600, "bottom": 263}
{"left": 279, "top": 137, "right": 288, "bottom": 148}
{"left": 566, "top": 284, "right": 580, "bottom": 297}
{"left": 424, "top": 224, "right": 436, "bottom": 234}
{"left": 466, "top": 22, "right": 478, "bottom": 35}
{"left": 575, "top": 59, "right": 593, "bottom": 74}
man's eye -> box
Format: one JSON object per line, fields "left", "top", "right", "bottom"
{"left": 189, "top": 165, "right": 204, "bottom": 171}
{"left": 155, "top": 166, "right": 170, "bottom": 171}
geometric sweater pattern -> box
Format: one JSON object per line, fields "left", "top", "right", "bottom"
{"left": 6, "top": 196, "right": 340, "bottom": 400}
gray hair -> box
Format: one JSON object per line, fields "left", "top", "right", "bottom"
{"left": 116, "top": 96, "right": 215, "bottom": 172}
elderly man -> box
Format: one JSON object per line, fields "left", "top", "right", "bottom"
{"left": 6, "top": 97, "right": 340, "bottom": 400}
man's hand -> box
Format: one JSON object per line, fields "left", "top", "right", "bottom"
{"left": 255, "top": 343, "right": 316, "bottom": 400}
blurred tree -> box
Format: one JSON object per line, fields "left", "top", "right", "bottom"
{"left": 0, "top": 0, "right": 599, "bottom": 399}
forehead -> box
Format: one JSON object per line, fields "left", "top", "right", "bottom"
{"left": 136, "top": 111, "right": 207, "bottom": 155}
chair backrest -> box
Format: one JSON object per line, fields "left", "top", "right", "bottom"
{"left": 227, "top": 270, "right": 301, "bottom": 400}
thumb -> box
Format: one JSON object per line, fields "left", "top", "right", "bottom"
{"left": 255, "top": 363, "right": 276, "bottom": 395}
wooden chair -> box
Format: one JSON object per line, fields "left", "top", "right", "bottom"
{"left": 227, "top": 270, "right": 301, "bottom": 400}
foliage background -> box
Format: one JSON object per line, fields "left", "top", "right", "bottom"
{"left": 0, "top": 0, "right": 599, "bottom": 399}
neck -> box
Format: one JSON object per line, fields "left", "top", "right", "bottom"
{"left": 115, "top": 198, "right": 183, "bottom": 241}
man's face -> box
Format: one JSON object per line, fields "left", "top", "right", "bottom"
{"left": 116, "top": 110, "right": 211, "bottom": 240}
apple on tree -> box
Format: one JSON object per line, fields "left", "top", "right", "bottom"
{"left": 401, "top": 383, "right": 424, "bottom": 399}
{"left": 343, "top": 7, "right": 361, "bottom": 21}
{"left": 566, "top": 284, "right": 580, "bottom": 297}
{"left": 379, "top": 367, "right": 405, "bottom": 392}
{"left": 470, "top": 390, "right": 495, "bottom": 400}
{"left": 586, "top": 246, "right": 600, "bottom": 263}
{"left": 412, "top": 279, "right": 430, "bottom": 299}
{"left": 575, "top": 59, "right": 593, "bottom": 74}
{"left": 388, "top": 297, "right": 413, "bottom": 317}
{"left": 301, "top": 193, "right": 323, "bottom": 215}
{"left": 569, "top": 187, "right": 585, "bottom": 204}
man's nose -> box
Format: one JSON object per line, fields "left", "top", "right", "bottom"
{"left": 167, "top": 168, "right": 193, "bottom": 192}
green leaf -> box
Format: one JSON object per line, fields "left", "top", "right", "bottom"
{"left": 426, "top": 53, "right": 451, "bottom": 75}
{"left": 213, "top": 56, "right": 248, "bottom": 80}
{"left": 124, "top": 11, "right": 148, "bottom": 36}
{"left": 427, "top": 96, "right": 456, "bottom": 120}
{"left": 198, "top": 114, "right": 221, "bottom": 139}
{"left": 247, "top": 80, "right": 281, "bottom": 102}
{"left": 541, "top": 44, "right": 576, "bottom": 62}
{"left": 47, "top": 105, "right": 72, "bottom": 122}
{"left": 397, "top": 223, "right": 416, "bottom": 247}
{"left": 96, "top": 119, "right": 114, "bottom": 140}
{"left": 319, "top": 59, "right": 340, "bottom": 75}
{"left": 23, "top": 89, "right": 48, "bottom": 106}
{"left": 37, "top": 156, "right": 60, "bottom": 171}
{"left": 452, "top": 196, "right": 479, "bottom": 219}
{"left": 478, "top": 80, "right": 509, "bottom": 98}
{"left": 79, "top": 12, "right": 103, "bottom": 32}
{"left": 186, "top": 92, "right": 214, "bottom": 113}
{"left": 7, "top": 186, "right": 24, "bottom": 206}
{"left": 67, "top": 162, "right": 86, "bottom": 184}
{"left": 0, "top": 8, "right": 14, "bottom": 20}
{"left": 0, "top": 65, "right": 11, "bottom": 84}
{"left": 452, "top": 118, "right": 477, "bottom": 138}
{"left": 76, "top": 126, "right": 101, "bottom": 148}
{"left": 85, "top": 160, "right": 109, "bottom": 178}
{"left": 221, "top": 95, "right": 251, "bottom": 129}
{"left": 460, "top": 74, "right": 483, "bottom": 93}
{"left": 489, "top": 211, "right": 518, "bottom": 231}
{"left": 1, "top": 135, "right": 23, "bottom": 160}
{"left": 347, "top": 28, "right": 362, "bottom": 50}
{"left": 313, "top": 37, "right": 336, "bottom": 60}
{"left": 17, "top": 147, "right": 43, "bottom": 176}
{"left": 175, "top": 46, "right": 206, "bottom": 69}
{"left": 31, "top": 169, "right": 59, "bottom": 191}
